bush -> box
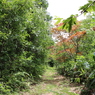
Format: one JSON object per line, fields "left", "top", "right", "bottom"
{"left": 0, "top": 0, "right": 53, "bottom": 93}
{"left": 0, "top": 83, "right": 10, "bottom": 95}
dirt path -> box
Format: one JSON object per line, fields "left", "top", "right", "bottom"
{"left": 20, "top": 67, "right": 83, "bottom": 95}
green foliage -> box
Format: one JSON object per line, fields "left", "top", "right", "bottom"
{"left": 87, "top": 70, "right": 95, "bottom": 89}
{"left": 54, "top": 17, "right": 63, "bottom": 25}
{"left": 56, "top": 27, "right": 95, "bottom": 85}
{"left": 0, "top": 0, "right": 53, "bottom": 94}
{"left": 79, "top": 1, "right": 95, "bottom": 14}
{"left": 55, "top": 12, "right": 95, "bottom": 94}
{"left": 0, "top": 83, "right": 11, "bottom": 95}
{"left": 6, "top": 72, "right": 29, "bottom": 91}
{"left": 62, "top": 15, "right": 77, "bottom": 32}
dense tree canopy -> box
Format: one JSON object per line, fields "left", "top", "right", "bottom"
{"left": 0, "top": 0, "right": 53, "bottom": 94}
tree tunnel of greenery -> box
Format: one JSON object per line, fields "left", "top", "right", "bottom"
{"left": 1, "top": 0, "right": 95, "bottom": 94}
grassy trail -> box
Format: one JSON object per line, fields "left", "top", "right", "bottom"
{"left": 20, "top": 67, "right": 83, "bottom": 95}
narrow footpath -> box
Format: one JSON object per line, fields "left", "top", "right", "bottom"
{"left": 21, "top": 67, "right": 83, "bottom": 95}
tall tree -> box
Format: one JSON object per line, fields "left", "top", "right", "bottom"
{"left": 0, "top": 0, "right": 53, "bottom": 93}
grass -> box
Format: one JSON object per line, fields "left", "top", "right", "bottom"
{"left": 11, "top": 66, "right": 82, "bottom": 95}
{"left": 27, "top": 67, "right": 80, "bottom": 95}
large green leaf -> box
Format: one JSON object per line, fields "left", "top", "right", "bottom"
{"left": 60, "top": 15, "right": 77, "bottom": 32}
{"left": 79, "top": 1, "right": 95, "bottom": 14}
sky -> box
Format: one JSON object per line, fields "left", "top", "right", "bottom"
{"left": 47, "top": 0, "right": 88, "bottom": 20}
